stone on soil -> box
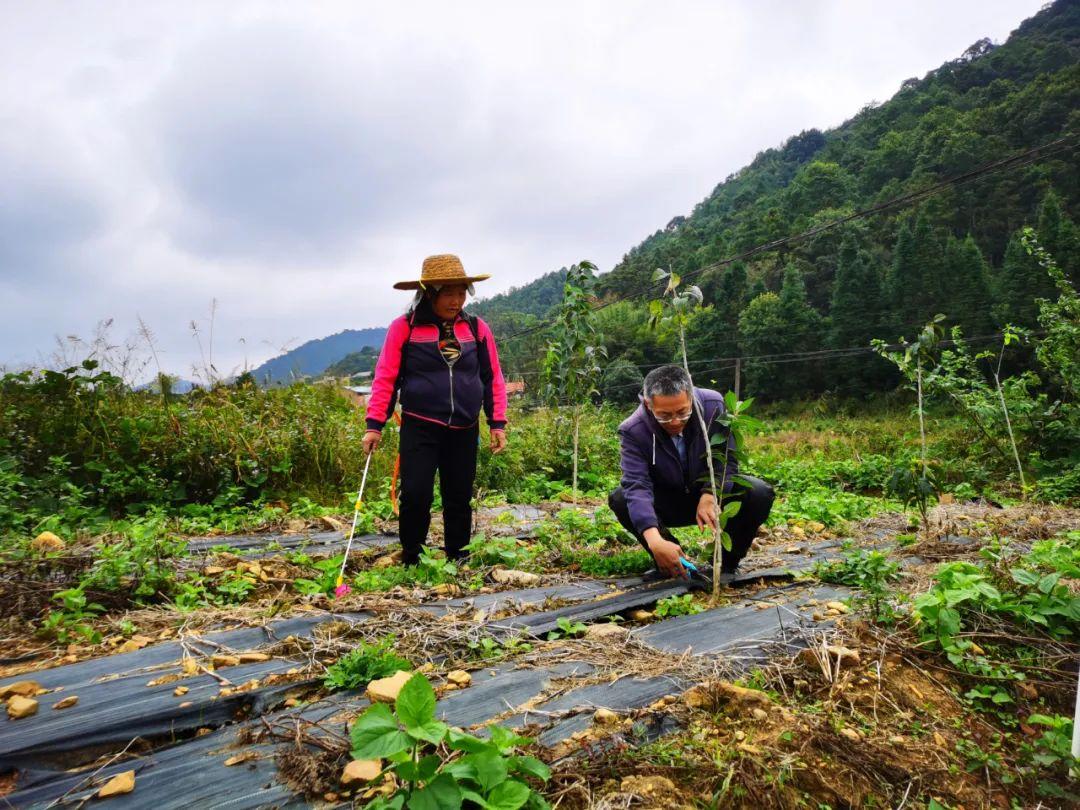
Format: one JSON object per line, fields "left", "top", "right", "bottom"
{"left": 593, "top": 708, "right": 620, "bottom": 724}
{"left": 446, "top": 670, "right": 472, "bottom": 687}
{"left": 97, "top": 770, "right": 135, "bottom": 798}
{"left": 491, "top": 568, "right": 540, "bottom": 587}
{"left": 6, "top": 695, "right": 38, "bottom": 719}
{"left": 32, "top": 531, "right": 65, "bottom": 552}
{"left": 584, "top": 623, "right": 627, "bottom": 640}
{"left": 342, "top": 759, "right": 383, "bottom": 785}
{"left": 0, "top": 680, "right": 42, "bottom": 699}
{"left": 366, "top": 671, "right": 414, "bottom": 703}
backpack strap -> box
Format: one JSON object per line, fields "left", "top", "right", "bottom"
{"left": 465, "top": 313, "right": 493, "bottom": 386}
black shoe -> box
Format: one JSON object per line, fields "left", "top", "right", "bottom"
{"left": 717, "top": 564, "right": 741, "bottom": 586}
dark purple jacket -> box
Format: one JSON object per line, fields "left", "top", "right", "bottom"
{"left": 366, "top": 303, "right": 507, "bottom": 432}
{"left": 617, "top": 387, "right": 739, "bottom": 535}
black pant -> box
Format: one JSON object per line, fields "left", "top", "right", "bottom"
{"left": 608, "top": 476, "right": 775, "bottom": 573}
{"left": 398, "top": 416, "right": 479, "bottom": 565}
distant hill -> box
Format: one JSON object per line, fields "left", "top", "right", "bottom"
{"left": 251, "top": 328, "right": 387, "bottom": 385}
{"left": 469, "top": 268, "right": 569, "bottom": 320}
{"left": 323, "top": 346, "right": 379, "bottom": 378}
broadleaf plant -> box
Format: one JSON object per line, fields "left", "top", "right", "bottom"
{"left": 349, "top": 672, "right": 551, "bottom": 810}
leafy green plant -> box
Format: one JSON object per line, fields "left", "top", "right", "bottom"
{"left": 465, "top": 533, "right": 531, "bottom": 568}
{"left": 349, "top": 672, "right": 551, "bottom": 810}
{"left": 540, "top": 261, "right": 607, "bottom": 503}
{"left": 814, "top": 549, "right": 900, "bottom": 590}
{"left": 324, "top": 636, "right": 411, "bottom": 691}
{"left": 294, "top": 554, "right": 346, "bottom": 596}
{"left": 467, "top": 634, "right": 533, "bottom": 661}
{"left": 39, "top": 588, "right": 104, "bottom": 644}
{"left": 546, "top": 616, "right": 586, "bottom": 641}
{"left": 655, "top": 593, "right": 704, "bottom": 618}
{"left": 885, "top": 456, "right": 942, "bottom": 536}
{"left": 874, "top": 317, "right": 946, "bottom": 535}
{"left": 573, "top": 549, "right": 653, "bottom": 577}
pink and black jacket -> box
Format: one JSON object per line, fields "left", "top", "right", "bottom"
{"left": 366, "top": 304, "right": 507, "bottom": 432}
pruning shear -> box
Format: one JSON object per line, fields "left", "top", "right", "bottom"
{"left": 679, "top": 557, "right": 712, "bottom": 591}
{"left": 335, "top": 450, "right": 373, "bottom": 598}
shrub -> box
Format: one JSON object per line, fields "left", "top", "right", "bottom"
{"left": 324, "top": 636, "right": 411, "bottom": 691}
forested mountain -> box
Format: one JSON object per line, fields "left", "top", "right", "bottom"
{"left": 251, "top": 327, "right": 387, "bottom": 385}
{"left": 489, "top": 0, "right": 1080, "bottom": 401}
{"left": 470, "top": 268, "right": 569, "bottom": 320}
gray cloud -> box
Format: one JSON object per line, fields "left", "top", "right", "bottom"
{"left": 0, "top": 0, "right": 1049, "bottom": 378}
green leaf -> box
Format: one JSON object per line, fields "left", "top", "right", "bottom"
{"left": 470, "top": 752, "right": 509, "bottom": 793}
{"left": 409, "top": 720, "right": 450, "bottom": 745}
{"left": 507, "top": 755, "right": 551, "bottom": 783}
{"left": 483, "top": 779, "right": 532, "bottom": 810}
{"left": 488, "top": 725, "right": 533, "bottom": 754}
{"left": 351, "top": 703, "right": 413, "bottom": 759}
{"left": 397, "top": 673, "right": 437, "bottom": 728}
{"left": 443, "top": 760, "right": 479, "bottom": 782}
{"left": 417, "top": 754, "right": 441, "bottom": 783}
{"left": 370, "top": 794, "right": 407, "bottom": 810}
{"left": 461, "top": 791, "right": 489, "bottom": 809}
{"left": 448, "top": 728, "right": 496, "bottom": 754}
{"left": 1010, "top": 568, "right": 1040, "bottom": 586}
{"left": 407, "top": 773, "right": 462, "bottom": 810}
{"left": 1037, "top": 572, "right": 1061, "bottom": 594}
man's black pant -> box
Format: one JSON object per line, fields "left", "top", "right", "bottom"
{"left": 398, "top": 415, "right": 478, "bottom": 565}
{"left": 608, "top": 476, "right": 775, "bottom": 573}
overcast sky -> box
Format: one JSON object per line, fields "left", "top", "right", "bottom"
{"left": 0, "top": 0, "right": 1047, "bottom": 379}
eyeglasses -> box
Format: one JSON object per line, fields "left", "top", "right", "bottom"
{"left": 652, "top": 408, "right": 693, "bottom": 424}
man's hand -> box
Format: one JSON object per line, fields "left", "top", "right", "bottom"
{"left": 696, "top": 492, "right": 718, "bottom": 531}
{"left": 489, "top": 428, "right": 507, "bottom": 454}
{"left": 644, "top": 529, "right": 686, "bottom": 579}
{"left": 361, "top": 430, "right": 381, "bottom": 455}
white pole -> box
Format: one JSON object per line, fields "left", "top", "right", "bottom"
{"left": 1072, "top": 661, "right": 1080, "bottom": 759}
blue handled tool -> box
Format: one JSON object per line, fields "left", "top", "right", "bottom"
{"left": 679, "top": 556, "right": 711, "bottom": 590}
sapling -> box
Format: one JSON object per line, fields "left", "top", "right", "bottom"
{"left": 650, "top": 269, "right": 759, "bottom": 600}
{"left": 540, "top": 262, "right": 606, "bottom": 504}
{"left": 873, "top": 317, "right": 944, "bottom": 536}
{"left": 980, "top": 326, "right": 1028, "bottom": 496}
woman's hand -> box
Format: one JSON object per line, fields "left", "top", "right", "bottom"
{"left": 489, "top": 428, "right": 507, "bottom": 454}
{"left": 361, "top": 430, "right": 382, "bottom": 455}
{"left": 696, "top": 492, "right": 718, "bottom": 531}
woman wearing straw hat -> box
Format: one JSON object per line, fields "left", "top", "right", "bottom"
{"left": 362, "top": 255, "right": 508, "bottom": 566}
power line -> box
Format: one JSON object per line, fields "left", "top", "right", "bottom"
{"left": 502, "top": 291, "right": 1032, "bottom": 379}
{"left": 527, "top": 327, "right": 1047, "bottom": 402}
{"left": 492, "top": 132, "right": 1078, "bottom": 348}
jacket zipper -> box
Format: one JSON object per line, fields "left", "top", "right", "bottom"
{"left": 652, "top": 424, "right": 690, "bottom": 494}
{"left": 448, "top": 366, "right": 455, "bottom": 422}
{"left": 440, "top": 320, "right": 457, "bottom": 424}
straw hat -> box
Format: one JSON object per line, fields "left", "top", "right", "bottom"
{"left": 393, "top": 254, "right": 490, "bottom": 291}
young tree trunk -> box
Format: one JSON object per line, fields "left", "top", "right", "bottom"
{"left": 572, "top": 405, "right": 580, "bottom": 505}
{"left": 992, "top": 368, "right": 1027, "bottom": 497}
{"left": 677, "top": 327, "right": 725, "bottom": 600}
{"left": 916, "top": 365, "right": 927, "bottom": 474}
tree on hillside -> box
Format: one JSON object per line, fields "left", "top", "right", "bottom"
{"left": 739, "top": 266, "right": 824, "bottom": 399}
{"left": 828, "top": 237, "right": 892, "bottom": 392}
{"left": 1037, "top": 188, "right": 1080, "bottom": 284}
{"left": 997, "top": 230, "right": 1058, "bottom": 328}
{"left": 942, "top": 235, "right": 995, "bottom": 339}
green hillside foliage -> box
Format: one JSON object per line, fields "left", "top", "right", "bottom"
{"left": 324, "top": 346, "right": 379, "bottom": 378}
{"left": 487, "top": 0, "right": 1079, "bottom": 407}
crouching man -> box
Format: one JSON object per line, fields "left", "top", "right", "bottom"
{"left": 608, "top": 365, "right": 774, "bottom": 583}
